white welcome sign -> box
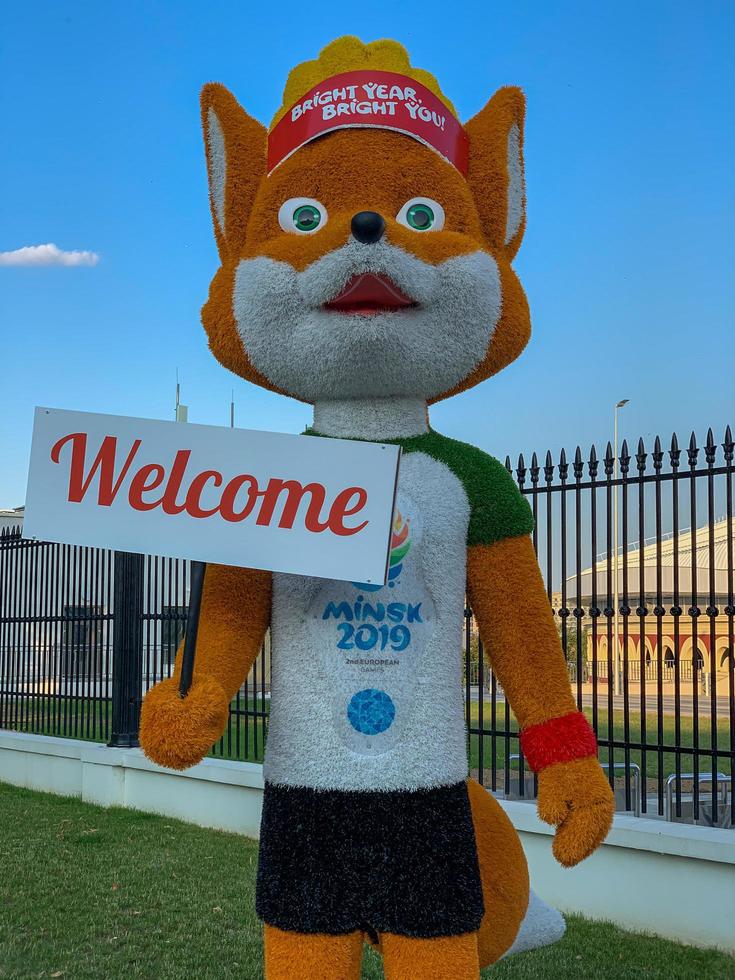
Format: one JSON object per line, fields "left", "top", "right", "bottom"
{"left": 24, "top": 408, "right": 401, "bottom": 584}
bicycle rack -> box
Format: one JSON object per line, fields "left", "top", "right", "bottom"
{"left": 665, "top": 772, "right": 731, "bottom": 828}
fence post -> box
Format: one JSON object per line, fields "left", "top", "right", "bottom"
{"left": 110, "top": 551, "right": 144, "bottom": 747}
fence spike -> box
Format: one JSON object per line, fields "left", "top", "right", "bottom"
{"left": 705, "top": 428, "right": 717, "bottom": 465}
{"left": 504, "top": 455, "right": 512, "bottom": 473}
{"left": 573, "top": 446, "right": 584, "bottom": 479}
{"left": 670, "top": 432, "right": 681, "bottom": 468}
{"left": 559, "top": 447, "right": 569, "bottom": 481}
{"left": 653, "top": 435, "right": 664, "bottom": 470}
{"left": 688, "top": 430, "right": 699, "bottom": 466}
{"left": 544, "top": 449, "right": 554, "bottom": 482}
{"left": 620, "top": 439, "right": 630, "bottom": 474}
{"left": 724, "top": 425, "right": 734, "bottom": 462}
{"left": 604, "top": 441, "right": 614, "bottom": 477}
{"left": 636, "top": 437, "right": 647, "bottom": 472}
{"left": 530, "top": 451, "right": 540, "bottom": 483}
{"left": 588, "top": 444, "right": 599, "bottom": 479}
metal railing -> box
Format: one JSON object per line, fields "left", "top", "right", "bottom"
{"left": 1, "top": 424, "right": 733, "bottom": 826}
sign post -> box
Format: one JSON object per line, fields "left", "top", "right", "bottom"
{"left": 179, "top": 559, "right": 205, "bottom": 697}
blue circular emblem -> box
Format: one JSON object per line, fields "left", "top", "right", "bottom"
{"left": 347, "top": 689, "right": 395, "bottom": 735}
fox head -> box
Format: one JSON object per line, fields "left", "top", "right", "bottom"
{"left": 200, "top": 37, "right": 530, "bottom": 406}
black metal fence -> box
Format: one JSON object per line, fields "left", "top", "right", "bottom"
{"left": 1, "top": 424, "right": 733, "bottom": 827}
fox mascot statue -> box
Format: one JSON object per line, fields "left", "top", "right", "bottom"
{"left": 139, "top": 37, "right": 615, "bottom": 979}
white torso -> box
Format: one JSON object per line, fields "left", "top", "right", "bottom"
{"left": 263, "top": 399, "right": 471, "bottom": 792}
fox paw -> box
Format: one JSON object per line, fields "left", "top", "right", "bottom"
{"left": 537, "top": 757, "right": 615, "bottom": 867}
{"left": 139, "top": 675, "right": 229, "bottom": 770}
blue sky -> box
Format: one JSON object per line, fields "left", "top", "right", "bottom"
{"left": 2, "top": 1, "right": 733, "bottom": 505}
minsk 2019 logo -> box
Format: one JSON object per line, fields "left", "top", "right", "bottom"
{"left": 355, "top": 509, "right": 411, "bottom": 592}
{"left": 326, "top": 506, "right": 422, "bottom": 739}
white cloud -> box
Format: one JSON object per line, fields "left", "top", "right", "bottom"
{"left": 0, "top": 243, "right": 100, "bottom": 267}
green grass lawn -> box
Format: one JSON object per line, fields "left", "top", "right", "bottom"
{"left": 0, "top": 782, "right": 733, "bottom": 979}
{"left": 1, "top": 696, "right": 112, "bottom": 744}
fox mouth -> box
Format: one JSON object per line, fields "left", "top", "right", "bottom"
{"left": 234, "top": 245, "right": 502, "bottom": 400}
{"left": 323, "top": 273, "right": 417, "bottom": 316}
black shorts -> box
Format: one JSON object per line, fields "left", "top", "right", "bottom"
{"left": 255, "top": 780, "right": 484, "bottom": 938}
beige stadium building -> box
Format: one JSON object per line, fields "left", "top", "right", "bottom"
{"left": 565, "top": 519, "right": 734, "bottom": 697}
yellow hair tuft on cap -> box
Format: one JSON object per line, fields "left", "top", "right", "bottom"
{"left": 271, "top": 35, "right": 457, "bottom": 129}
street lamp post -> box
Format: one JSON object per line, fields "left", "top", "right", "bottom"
{"left": 613, "top": 399, "right": 629, "bottom": 697}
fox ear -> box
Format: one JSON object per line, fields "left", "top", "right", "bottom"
{"left": 200, "top": 83, "right": 267, "bottom": 259}
{"left": 465, "top": 87, "right": 526, "bottom": 260}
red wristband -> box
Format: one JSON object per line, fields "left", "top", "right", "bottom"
{"left": 520, "top": 711, "right": 598, "bottom": 772}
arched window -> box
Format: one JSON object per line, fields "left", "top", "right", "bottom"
{"left": 721, "top": 648, "right": 734, "bottom": 668}
{"left": 645, "top": 650, "right": 652, "bottom": 666}
{"left": 664, "top": 649, "right": 675, "bottom": 668}
{"left": 693, "top": 649, "right": 704, "bottom": 670}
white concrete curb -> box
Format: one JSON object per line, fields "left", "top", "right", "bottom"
{"left": 0, "top": 730, "right": 265, "bottom": 836}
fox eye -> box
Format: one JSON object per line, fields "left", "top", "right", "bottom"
{"left": 396, "top": 197, "right": 445, "bottom": 232}
{"left": 278, "top": 197, "right": 328, "bottom": 234}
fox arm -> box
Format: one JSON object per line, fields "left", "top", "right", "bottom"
{"left": 466, "top": 535, "right": 576, "bottom": 728}
{"left": 170, "top": 563, "right": 272, "bottom": 697}
{"left": 466, "top": 534, "right": 614, "bottom": 867}
{"left": 139, "top": 563, "right": 271, "bottom": 769}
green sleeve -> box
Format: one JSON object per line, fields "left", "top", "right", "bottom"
{"left": 399, "top": 431, "right": 534, "bottom": 546}
{"left": 462, "top": 447, "right": 535, "bottom": 546}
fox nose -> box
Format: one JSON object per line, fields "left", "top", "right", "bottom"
{"left": 351, "top": 211, "right": 385, "bottom": 245}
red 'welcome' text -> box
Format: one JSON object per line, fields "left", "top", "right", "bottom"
{"left": 51, "top": 432, "right": 369, "bottom": 536}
